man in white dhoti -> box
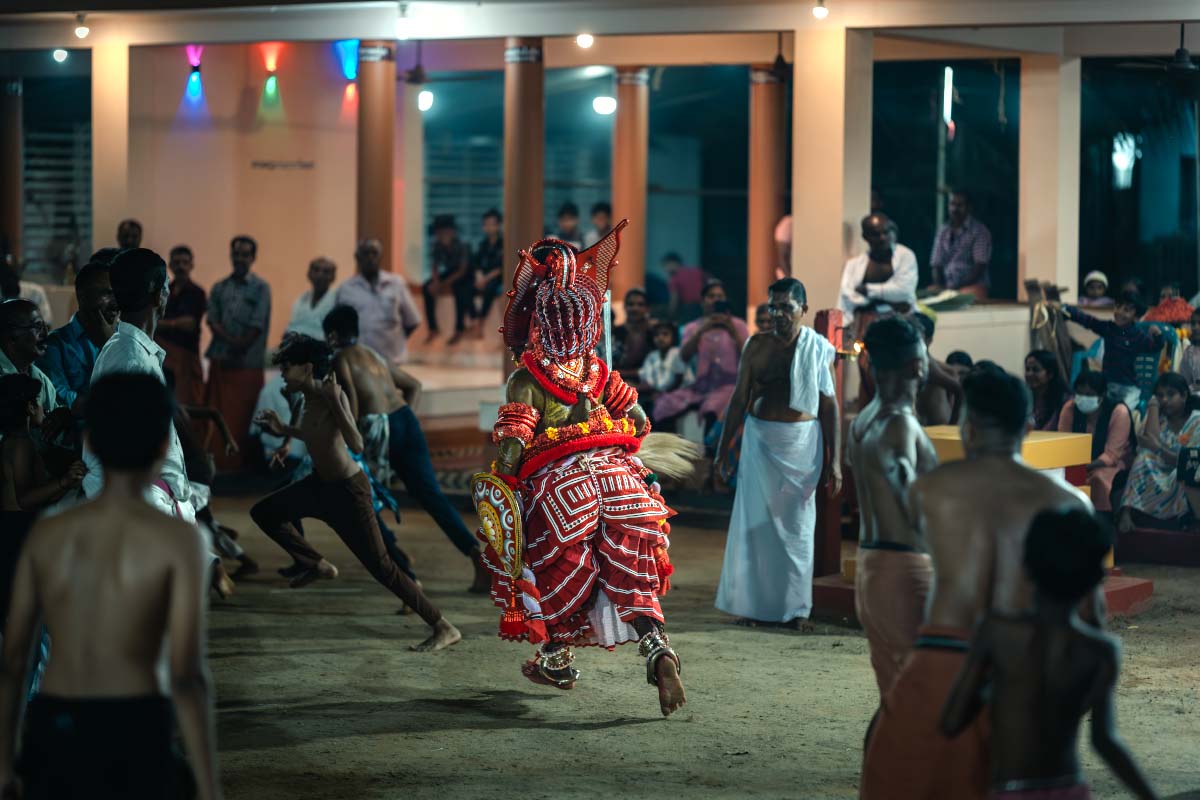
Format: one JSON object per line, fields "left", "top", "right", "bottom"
{"left": 714, "top": 278, "right": 840, "bottom": 624}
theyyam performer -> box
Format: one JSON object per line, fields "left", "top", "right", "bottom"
{"left": 473, "top": 219, "right": 693, "bottom": 716}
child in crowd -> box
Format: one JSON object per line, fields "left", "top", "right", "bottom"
{"left": 1058, "top": 370, "right": 1135, "bottom": 514}
{"left": 1159, "top": 282, "right": 1182, "bottom": 304}
{"left": 1079, "top": 271, "right": 1114, "bottom": 309}
{"left": 1119, "top": 372, "right": 1200, "bottom": 533}
{"left": 1062, "top": 291, "right": 1162, "bottom": 410}
{"left": 944, "top": 350, "right": 973, "bottom": 382}
{"left": 941, "top": 507, "right": 1159, "bottom": 800}
{"left": 0, "top": 374, "right": 86, "bottom": 516}
{"left": 1180, "top": 309, "right": 1200, "bottom": 394}
{"left": 639, "top": 321, "right": 691, "bottom": 416}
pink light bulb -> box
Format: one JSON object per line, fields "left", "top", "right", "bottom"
{"left": 186, "top": 44, "right": 204, "bottom": 68}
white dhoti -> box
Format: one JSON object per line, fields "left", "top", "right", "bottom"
{"left": 716, "top": 415, "right": 823, "bottom": 622}
{"left": 358, "top": 413, "right": 392, "bottom": 485}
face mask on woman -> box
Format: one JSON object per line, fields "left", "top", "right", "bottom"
{"left": 1075, "top": 395, "right": 1101, "bottom": 415}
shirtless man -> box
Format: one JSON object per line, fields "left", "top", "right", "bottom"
{"left": 942, "top": 508, "right": 1158, "bottom": 800}
{"left": 0, "top": 373, "right": 220, "bottom": 800}
{"left": 847, "top": 316, "right": 937, "bottom": 699}
{"left": 714, "top": 277, "right": 840, "bottom": 625}
{"left": 322, "top": 305, "right": 488, "bottom": 592}
{"left": 912, "top": 311, "right": 963, "bottom": 426}
{"left": 861, "top": 362, "right": 1091, "bottom": 800}
{"left": 250, "top": 334, "right": 460, "bottom": 652}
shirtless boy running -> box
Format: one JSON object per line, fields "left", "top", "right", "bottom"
{"left": 942, "top": 508, "right": 1158, "bottom": 800}
{"left": 322, "top": 305, "right": 488, "bottom": 592}
{"left": 847, "top": 316, "right": 938, "bottom": 699}
{"left": 250, "top": 334, "right": 460, "bottom": 652}
{"left": 0, "top": 373, "right": 220, "bottom": 800}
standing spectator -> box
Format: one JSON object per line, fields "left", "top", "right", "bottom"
{"left": 205, "top": 235, "right": 271, "bottom": 470}
{"left": 1058, "top": 370, "right": 1134, "bottom": 514}
{"left": 838, "top": 213, "right": 918, "bottom": 328}
{"left": 36, "top": 260, "right": 118, "bottom": 414}
{"left": 156, "top": 245, "right": 208, "bottom": 408}
{"left": 929, "top": 189, "right": 992, "bottom": 300}
{"left": 551, "top": 202, "right": 584, "bottom": 249}
{"left": 285, "top": 257, "right": 338, "bottom": 340}
{"left": 116, "top": 218, "right": 143, "bottom": 250}
{"left": 754, "top": 303, "right": 770, "bottom": 334}
{"left": 653, "top": 280, "right": 748, "bottom": 431}
{"left": 421, "top": 215, "right": 472, "bottom": 346}
{"left": 1061, "top": 292, "right": 1162, "bottom": 410}
{"left": 334, "top": 238, "right": 421, "bottom": 365}
{"left": 471, "top": 209, "right": 504, "bottom": 336}
{"left": 1080, "top": 270, "right": 1114, "bottom": 309}
{"left": 663, "top": 252, "right": 708, "bottom": 324}
{"left": 583, "top": 201, "right": 612, "bottom": 247}
{"left": 612, "top": 288, "right": 654, "bottom": 387}
{"left": 1025, "top": 350, "right": 1069, "bottom": 431}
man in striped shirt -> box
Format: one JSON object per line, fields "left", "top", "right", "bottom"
{"left": 929, "top": 190, "right": 993, "bottom": 300}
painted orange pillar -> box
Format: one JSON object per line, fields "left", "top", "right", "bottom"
{"left": 747, "top": 64, "right": 785, "bottom": 313}
{"left": 0, "top": 79, "right": 22, "bottom": 264}
{"left": 357, "top": 41, "right": 397, "bottom": 268}
{"left": 611, "top": 66, "right": 649, "bottom": 300}
{"left": 503, "top": 38, "right": 544, "bottom": 285}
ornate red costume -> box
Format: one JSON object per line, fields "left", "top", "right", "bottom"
{"left": 473, "top": 221, "right": 683, "bottom": 708}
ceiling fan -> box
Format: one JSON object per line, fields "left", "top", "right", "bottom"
{"left": 1114, "top": 22, "right": 1200, "bottom": 97}
{"left": 397, "top": 40, "right": 489, "bottom": 86}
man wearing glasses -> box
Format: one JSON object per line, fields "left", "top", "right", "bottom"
{"left": 0, "top": 299, "right": 72, "bottom": 447}
{"left": 37, "top": 258, "right": 120, "bottom": 416}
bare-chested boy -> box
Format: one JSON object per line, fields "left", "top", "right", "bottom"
{"left": 861, "top": 362, "right": 1092, "bottom": 800}
{"left": 322, "top": 305, "right": 488, "bottom": 592}
{"left": 0, "top": 373, "right": 220, "bottom": 800}
{"left": 847, "top": 316, "right": 937, "bottom": 699}
{"left": 250, "top": 334, "right": 460, "bottom": 651}
{"left": 942, "top": 508, "right": 1158, "bottom": 800}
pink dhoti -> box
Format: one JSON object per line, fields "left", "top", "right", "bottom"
{"left": 854, "top": 543, "right": 933, "bottom": 698}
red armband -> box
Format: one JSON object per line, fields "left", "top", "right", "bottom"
{"left": 492, "top": 402, "right": 540, "bottom": 446}
{"left": 604, "top": 372, "right": 638, "bottom": 418}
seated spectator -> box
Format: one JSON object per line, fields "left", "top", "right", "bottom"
{"left": 583, "top": 201, "right": 612, "bottom": 248}
{"left": 1062, "top": 291, "right": 1162, "bottom": 410}
{"left": 663, "top": 252, "right": 708, "bottom": 324}
{"left": 944, "top": 350, "right": 973, "bottom": 382}
{"left": 422, "top": 215, "right": 472, "bottom": 346}
{"left": 0, "top": 300, "right": 60, "bottom": 428}
{"left": 471, "top": 209, "right": 504, "bottom": 336}
{"left": 1025, "top": 350, "right": 1069, "bottom": 431}
{"left": 653, "top": 280, "right": 748, "bottom": 432}
{"left": 0, "top": 260, "right": 52, "bottom": 328}
{"left": 1118, "top": 372, "right": 1200, "bottom": 532}
{"left": 638, "top": 321, "right": 691, "bottom": 413}
{"left": 613, "top": 289, "right": 654, "bottom": 387}
{"left": 551, "top": 202, "right": 583, "bottom": 250}
{"left": 1058, "top": 371, "right": 1135, "bottom": 514}
{"left": 754, "top": 303, "right": 770, "bottom": 334}
{"left": 0, "top": 374, "right": 85, "bottom": 515}
{"left": 1079, "top": 270, "right": 1114, "bottom": 309}
{"left": 1182, "top": 309, "right": 1200, "bottom": 394}
{"left": 1159, "top": 282, "right": 1182, "bottom": 305}
{"left": 928, "top": 189, "right": 992, "bottom": 300}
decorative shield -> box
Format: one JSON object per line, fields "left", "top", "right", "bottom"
{"left": 472, "top": 473, "right": 524, "bottom": 579}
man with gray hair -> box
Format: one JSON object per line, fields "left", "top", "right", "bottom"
{"left": 334, "top": 238, "right": 422, "bottom": 365}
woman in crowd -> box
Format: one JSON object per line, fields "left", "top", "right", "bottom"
{"left": 1118, "top": 371, "right": 1200, "bottom": 532}
{"left": 1057, "top": 370, "right": 1134, "bottom": 514}
{"left": 1025, "top": 350, "right": 1068, "bottom": 431}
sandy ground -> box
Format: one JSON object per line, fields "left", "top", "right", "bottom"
{"left": 208, "top": 496, "right": 1200, "bottom": 799}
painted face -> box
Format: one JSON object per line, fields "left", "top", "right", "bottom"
{"left": 1025, "top": 356, "right": 1049, "bottom": 391}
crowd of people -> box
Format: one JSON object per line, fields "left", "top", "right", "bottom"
{"left": 0, "top": 200, "right": 1175, "bottom": 799}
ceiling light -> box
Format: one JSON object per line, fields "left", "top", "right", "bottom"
{"left": 576, "top": 33, "right": 594, "bottom": 49}
{"left": 592, "top": 95, "right": 616, "bottom": 115}
{"left": 812, "top": 0, "right": 829, "bottom": 20}
{"left": 418, "top": 89, "right": 434, "bottom": 112}
{"left": 396, "top": 3, "right": 412, "bottom": 40}
{"left": 52, "top": 49, "right": 68, "bottom": 63}
{"left": 74, "top": 13, "right": 89, "bottom": 39}
{"left": 582, "top": 65, "right": 611, "bottom": 78}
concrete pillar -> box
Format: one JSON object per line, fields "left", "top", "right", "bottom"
{"left": 611, "top": 66, "right": 649, "bottom": 300}
{"left": 1019, "top": 55, "right": 1080, "bottom": 301}
{"left": 0, "top": 78, "right": 21, "bottom": 263}
{"left": 92, "top": 44, "right": 130, "bottom": 253}
{"left": 358, "top": 41, "right": 397, "bottom": 269}
{"left": 747, "top": 64, "right": 786, "bottom": 315}
{"left": 396, "top": 81, "right": 424, "bottom": 282}
{"left": 790, "top": 28, "right": 873, "bottom": 318}
{"left": 502, "top": 37, "right": 544, "bottom": 287}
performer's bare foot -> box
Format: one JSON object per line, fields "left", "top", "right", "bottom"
{"left": 211, "top": 563, "right": 235, "bottom": 599}
{"left": 289, "top": 559, "right": 338, "bottom": 588}
{"left": 654, "top": 656, "right": 686, "bottom": 717}
{"left": 411, "top": 618, "right": 462, "bottom": 652}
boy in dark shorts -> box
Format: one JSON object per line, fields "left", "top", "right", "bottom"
{"left": 941, "top": 508, "right": 1159, "bottom": 800}
{"left": 0, "top": 373, "right": 220, "bottom": 800}
{"left": 250, "top": 334, "right": 460, "bottom": 652}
